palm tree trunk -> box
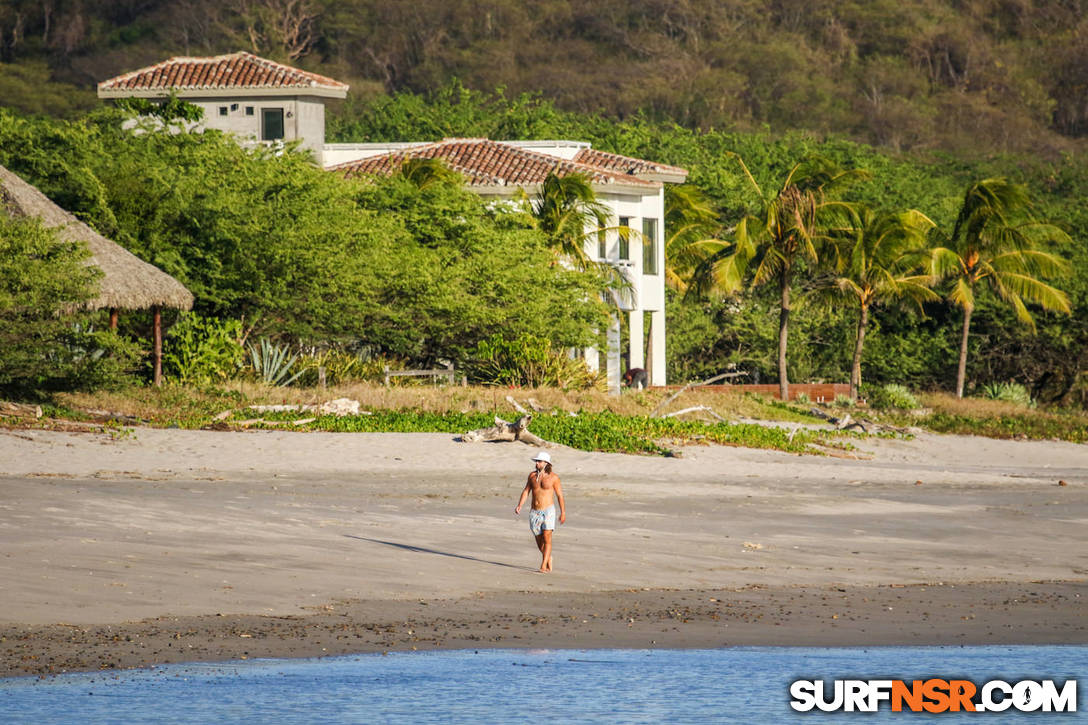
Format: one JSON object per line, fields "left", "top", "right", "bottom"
{"left": 956, "top": 306, "right": 973, "bottom": 398}
{"left": 850, "top": 304, "right": 868, "bottom": 401}
{"left": 778, "top": 268, "right": 790, "bottom": 401}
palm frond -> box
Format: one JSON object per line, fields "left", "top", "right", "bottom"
{"left": 987, "top": 272, "right": 1072, "bottom": 314}
{"left": 948, "top": 277, "right": 975, "bottom": 311}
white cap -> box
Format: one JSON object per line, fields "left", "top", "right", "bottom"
{"left": 532, "top": 451, "right": 551, "bottom": 463}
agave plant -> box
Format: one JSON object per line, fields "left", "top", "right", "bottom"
{"left": 980, "top": 382, "right": 1034, "bottom": 407}
{"left": 248, "top": 338, "right": 303, "bottom": 386}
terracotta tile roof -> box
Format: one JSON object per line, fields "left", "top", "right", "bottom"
{"left": 98, "top": 51, "right": 348, "bottom": 95}
{"left": 331, "top": 138, "right": 660, "bottom": 189}
{"left": 573, "top": 148, "right": 688, "bottom": 178}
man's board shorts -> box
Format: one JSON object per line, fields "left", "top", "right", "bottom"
{"left": 529, "top": 505, "right": 556, "bottom": 536}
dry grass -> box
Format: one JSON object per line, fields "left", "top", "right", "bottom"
{"left": 919, "top": 392, "right": 1038, "bottom": 418}
{"left": 904, "top": 391, "right": 1088, "bottom": 443}
{"left": 54, "top": 382, "right": 817, "bottom": 425}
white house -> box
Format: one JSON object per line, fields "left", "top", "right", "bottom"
{"left": 328, "top": 138, "right": 687, "bottom": 389}
{"left": 97, "top": 51, "right": 348, "bottom": 164}
{"left": 98, "top": 53, "right": 688, "bottom": 389}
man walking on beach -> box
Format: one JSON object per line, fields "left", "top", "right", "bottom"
{"left": 515, "top": 451, "right": 566, "bottom": 573}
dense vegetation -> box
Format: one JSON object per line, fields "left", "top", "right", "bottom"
{"left": 0, "top": 1, "right": 1085, "bottom": 408}
{"left": 324, "top": 85, "right": 1087, "bottom": 405}
{"left": 0, "top": 106, "right": 611, "bottom": 391}
{"left": 0, "top": 215, "right": 137, "bottom": 394}
{"left": 2, "top": 0, "right": 1088, "bottom": 158}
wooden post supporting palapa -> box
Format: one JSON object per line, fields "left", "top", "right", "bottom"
{"left": 152, "top": 306, "right": 162, "bottom": 387}
{"left": 109, "top": 308, "right": 119, "bottom": 331}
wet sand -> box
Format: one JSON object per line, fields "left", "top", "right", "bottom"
{"left": 1, "top": 427, "right": 1085, "bottom": 677}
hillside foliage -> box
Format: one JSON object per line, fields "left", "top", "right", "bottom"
{"left": 2, "top": 0, "right": 1087, "bottom": 156}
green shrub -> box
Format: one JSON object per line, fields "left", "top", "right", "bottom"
{"left": 466, "top": 333, "right": 603, "bottom": 390}
{"left": 163, "top": 314, "right": 244, "bottom": 385}
{"left": 294, "top": 348, "right": 391, "bottom": 386}
{"left": 980, "top": 382, "right": 1034, "bottom": 407}
{"left": 248, "top": 409, "right": 844, "bottom": 455}
{"left": 833, "top": 394, "right": 854, "bottom": 408}
{"left": 0, "top": 215, "right": 139, "bottom": 395}
{"left": 865, "top": 383, "right": 921, "bottom": 411}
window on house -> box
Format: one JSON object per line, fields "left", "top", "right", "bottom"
{"left": 261, "top": 108, "right": 284, "bottom": 140}
{"left": 245, "top": 106, "right": 254, "bottom": 116}
{"left": 642, "top": 218, "right": 659, "bottom": 274}
{"left": 218, "top": 106, "right": 228, "bottom": 116}
{"left": 618, "top": 217, "right": 631, "bottom": 260}
{"left": 597, "top": 227, "right": 607, "bottom": 260}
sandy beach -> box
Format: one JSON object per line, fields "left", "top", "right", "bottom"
{"left": 1, "top": 425, "right": 1085, "bottom": 677}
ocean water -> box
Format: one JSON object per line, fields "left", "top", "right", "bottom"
{"left": 1, "top": 646, "right": 1084, "bottom": 724}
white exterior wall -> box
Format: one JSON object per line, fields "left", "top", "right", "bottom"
{"left": 184, "top": 95, "right": 326, "bottom": 163}
{"left": 322, "top": 141, "right": 431, "bottom": 167}
{"left": 589, "top": 189, "right": 667, "bottom": 388}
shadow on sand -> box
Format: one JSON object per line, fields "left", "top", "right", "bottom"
{"left": 344, "top": 535, "right": 534, "bottom": 571}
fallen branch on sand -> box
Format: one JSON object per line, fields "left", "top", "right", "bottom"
{"left": 460, "top": 414, "right": 555, "bottom": 447}
{"left": 806, "top": 407, "right": 915, "bottom": 435}
{"left": 650, "top": 372, "right": 740, "bottom": 419}
{"left": 661, "top": 405, "right": 727, "bottom": 422}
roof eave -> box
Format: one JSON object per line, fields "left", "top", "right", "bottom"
{"left": 98, "top": 86, "right": 348, "bottom": 100}
{"left": 471, "top": 180, "right": 661, "bottom": 196}
{"left": 638, "top": 171, "right": 689, "bottom": 184}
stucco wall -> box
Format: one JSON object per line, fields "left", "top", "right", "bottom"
{"left": 183, "top": 95, "right": 325, "bottom": 161}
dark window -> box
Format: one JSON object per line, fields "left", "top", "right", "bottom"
{"left": 245, "top": 106, "right": 254, "bottom": 116}
{"left": 642, "top": 218, "right": 658, "bottom": 274}
{"left": 597, "top": 227, "right": 607, "bottom": 260}
{"left": 218, "top": 106, "right": 228, "bottom": 116}
{"left": 261, "top": 108, "right": 284, "bottom": 141}
{"left": 618, "top": 217, "right": 631, "bottom": 260}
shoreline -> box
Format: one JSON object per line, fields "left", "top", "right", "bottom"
{"left": 2, "top": 427, "right": 1085, "bottom": 679}
{"left": 4, "top": 580, "right": 1086, "bottom": 678}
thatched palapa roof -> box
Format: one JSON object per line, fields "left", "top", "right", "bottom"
{"left": 0, "top": 165, "right": 193, "bottom": 311}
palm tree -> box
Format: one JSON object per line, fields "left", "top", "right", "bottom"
{"left": 820, "top": 206, "right": 938, "bottom": 400}
{"left": 527, "top": 172, "right": 611, "bottom": 270}
{"left": 525, "top": 171, "right": 633, "bottom": 308}
{"left": 693, "top": 154, "right": 867, "bottom": 400}
{"left": 398, "top": 158, "right": 462, "bottom": 189}
{"left": 931, "top": 178, "right": 1072, "bottom": 398}
{"left": 663, "top": 184, "right": 722, "bottom": 294}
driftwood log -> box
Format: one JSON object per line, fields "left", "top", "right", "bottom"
{"left": 807, "top": 406, "right": 867, "bottom": 431}
{"left": 461, "top": 414, "right": 553, "bottom": 447}
{"left": 0, "top": 401, "right": 42, "bottom": 419}
{"left": 805, "top": 407, "right": 916, "bottom": 435}
{"left": 661, "top": 405, "right": 727, "bottom": 422}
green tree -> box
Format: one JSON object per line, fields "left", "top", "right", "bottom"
{"left": 694, "top": 155, "right": 866, "bottom": 399}
{"left": 931, "top": 178, "right": 1072, "bottom": 398}
{"left": 0, "top": 215, "right": 135, "bottom": 395}
{"left": 352, "top": 173, "right": 609, "bottom": 363}
{"left": 820, "top": 206, "right": 938, "bottom": 399}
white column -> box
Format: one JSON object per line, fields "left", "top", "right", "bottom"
{"left": 584, "top": 345, "right": 600, "bottom": 373}
{"left": 650, "top": 308, "right": 666, "bottom": 386}
{"left": 607, "top": 315, "right": 622, "bottom": 396}
{"left": 629, "top": 309, "right": 645, "bottom": 371}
